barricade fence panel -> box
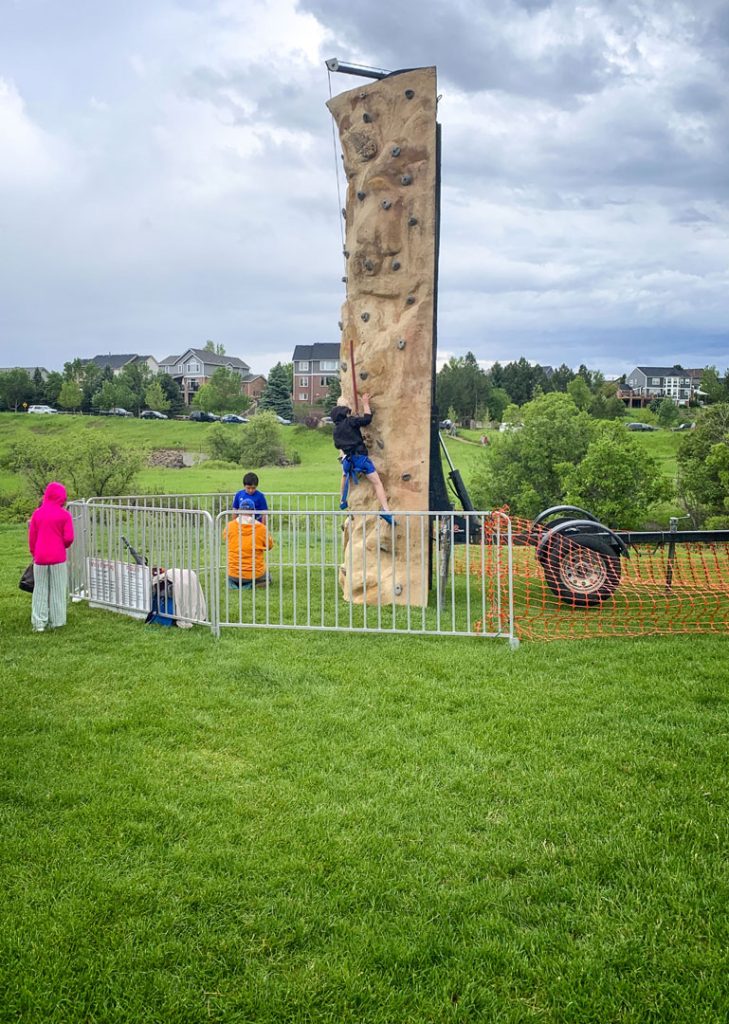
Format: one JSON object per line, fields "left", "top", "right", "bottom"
{"left": 216, "top": 509, "right": 513, "bottom": 639}
{"left": 70, "top": 502, "right": 215, "bottom": 629}
{"left": 68, "top": 497, "right": 515, "bottom": 641}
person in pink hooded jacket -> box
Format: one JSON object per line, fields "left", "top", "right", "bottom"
{"left": 28, "top": 481, "right": 74, "bottom": 632}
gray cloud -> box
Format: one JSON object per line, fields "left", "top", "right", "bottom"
{"left": 0, "top": 0, "right": 727, "bottom": 378}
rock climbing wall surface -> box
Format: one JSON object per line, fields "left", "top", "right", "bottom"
{"left": 327, "top": 67, "right": 438, "bottom": 606}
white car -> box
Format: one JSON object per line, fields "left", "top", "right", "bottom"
{"left": 27, "top": 405, "right": 58, "bottom": 414}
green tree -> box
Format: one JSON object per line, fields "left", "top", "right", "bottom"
{"left": 550, "top": 363, "right": 575, "bottom": 392}
{"left": 118, "top": 363, "right": 153, "bottom": 415}
{"left": 323, "top": 375, "right": 342, "bottom": 414}
{"left": 470, "top": 392, "right": 592, "bottom": 517}
{"left": 204, "top": 339, "right": 226, "bottom": 355}
{"left": 92, "top": 379, "right": 133, "bottom": 413}
{"left": 567, "top": 376, "right": 592, "bottom": 410}
{"left": 43, "top": 371, "right": 63, "bottom": 406}
{"left": 32, "top": 368, "right": 44, "bottom": 402}
{"left": 192, "top": 367, "right": 249, "bottom": 415}
{"left": 58, "top": 380, "right": 83, "bottom": 411}
{"left": 676, "top": 404, "right": 729, "bottom": 526}
{"left": 238, "top": 411, "right": 286, "bottom": 467}
{"left": 259, "top": 362, "right": 293, "bottom": 420}
{"left": 558, "top": 422, "right": 671, "bottom": 528}
{"left": 0, "top": 369, "right": 34, "bottom": 411}
{"left": 2, "top": 430, "right": 145, "bottom": 499}
{"left": 655, "top": 397, "right": 679, "bottom": 428}
{"left": 486, "top": 387, "right": 511, "bottom": 423}
{"left": 699, "top": 366, "right": 726, "bottom": 404}
{"left": 436, "top": 353, "right": 490, "bottom": 421}
{"left": 159, "top": 374, "right": 184, "bottom": 416}
{"left": 144, "top": 379, "right": 170, "bottom": 412}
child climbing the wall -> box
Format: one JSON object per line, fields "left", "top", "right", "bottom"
{"left": 331, "top": 393, "right": 393, "bottom": 525}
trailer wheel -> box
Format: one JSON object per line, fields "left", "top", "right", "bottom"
{"left": 541, "top": 542, "right": 622, "bottom": 607}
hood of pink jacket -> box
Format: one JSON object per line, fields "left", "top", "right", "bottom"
{"left": 43, "top": 481, "right": 67, "bottom": 505}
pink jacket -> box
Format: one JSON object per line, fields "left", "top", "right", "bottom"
{"left": 28, "top": 482, "right": 74, "bottom": 565}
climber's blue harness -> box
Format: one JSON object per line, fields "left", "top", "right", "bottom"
{"left": 340, "top": 453, "right": 376, "bottom": 508}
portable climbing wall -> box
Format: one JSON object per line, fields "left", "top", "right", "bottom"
{"left": 327, "top": 67, "right": 440, "bottom": 606}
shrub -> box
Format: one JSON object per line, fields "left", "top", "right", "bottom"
{"left": 238, "top": 413, "right": 286, "bottom": 468}
{"left": 206, "top": 424, "right": 242, "bottom": 464}
{"left": 2, "top": 429, "right": 145, "bottom": 499}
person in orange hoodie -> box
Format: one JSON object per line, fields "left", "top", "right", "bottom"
{"left": 223, "top": 498, "right": 274, "bottom": 589}
{"left": 28, "top": 481, "right": 74, "bottom": 632}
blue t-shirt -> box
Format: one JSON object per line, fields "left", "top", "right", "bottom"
{"left": 233, "top": 488, "right": 268, "bottom": 519}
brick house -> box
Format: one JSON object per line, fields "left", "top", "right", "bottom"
{"left": 292, "top": 343, "right": 340, "bottom": 408}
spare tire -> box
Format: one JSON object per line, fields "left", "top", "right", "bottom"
{"left": 540, "top": 538, "right": 622, "bottom": 608}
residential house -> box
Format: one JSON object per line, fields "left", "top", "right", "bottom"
{"left": 241, "top": 373, "right": 267, "bottom": 404}
{"left": 292, "top": 343, "right": 340, "bottom": 407}
{"left": 622, "top": 366, "right": 703, "bottom": 406}
{"left": 159, "top": 348, "right": 251, "bottom": 405}
{"left": 87, "top": 354, "right": 160, "bottom": 375}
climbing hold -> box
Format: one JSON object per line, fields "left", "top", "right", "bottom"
{"left": 341, "top": 276, "right": 348, "bottom": 283}
{"left": 392, "top": 260, "right": 401, "bottom": 271}
{"left": 363, "top": 112, "right": 372, "bottom": 123}
{"left": 359, "top": 92, "right": 367, "bottom": 100}
{"left": 401, "top": 473, "right": 411, "bottom": 481}
{"left": 341, "top": 361, "right": 347, "bottom": 371}
{"left": 391, "top": 146, "right": 401, "bottom": 157}
{"left": 381, "top": 199, "right": 392, "bottom": 210}
{"left": 404, "top": 89, "right": 414, "bottom": 99}
{"left": 361, "top": 312, "right": 370, "bottom": 322}
{"left": 406, "top": 295, "right": 416, "bottom": 305}
{"left": 401, "top": 174, "right": 412, "bottom": 186}
{"left": 408, "top": 216, "right": 418, "bottom": 226}
{"left": 342, "top": 209, "right": 347, "bottom": 219}
{"left": 397, "top": 338, "right": 406, "bottom": 350}
{"left": 394, "top": 583, "right": 403, "bottom": 595}
{"left": 343, "top": 249, "right": 350, "bottom": 258}
{"left": 364, "top": 259, "right": 374, "bottom": 271}
{"left": 338, "top": 320, "right": 343, "bottom": 330}
{"left": 357, "top": 191, "right": 366, "bottom": 201}
{"left": 359, "top": 371, "right": 369, "bottom": 380}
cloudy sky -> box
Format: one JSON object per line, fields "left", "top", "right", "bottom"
{"left": 1, "top": 0, "right": 727, "bottom": 378}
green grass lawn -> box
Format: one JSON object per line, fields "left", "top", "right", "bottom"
{"left": 1, "top": 521, "right": 728, "bottom": 1023}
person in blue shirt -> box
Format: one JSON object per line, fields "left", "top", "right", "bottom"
{"left": 233, "top": 472, "right": 268, "bottom": 522}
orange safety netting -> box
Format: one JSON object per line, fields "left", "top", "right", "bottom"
{"left": 459, "top": 511, "right": 729, "bottom": 642}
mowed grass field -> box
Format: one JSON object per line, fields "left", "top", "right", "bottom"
{"left": 2, "top": 412, "right": 727, "bottom": 1022}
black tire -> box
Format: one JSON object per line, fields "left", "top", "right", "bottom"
{"left": 540, "top": 539, "right": 622, "bottom": 607}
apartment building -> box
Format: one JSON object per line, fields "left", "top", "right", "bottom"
{"left": 292, "top": 343, "right": 340, "bottom": 407}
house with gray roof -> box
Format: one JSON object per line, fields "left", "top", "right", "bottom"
{"left": 87, "top": 354, "right": 160, "bottom": 375}
{"left": 159, "top": 348, "right": 251, "bottom": 405}
{"left": 625, "top": 365, "right": 703, "bottom": 406}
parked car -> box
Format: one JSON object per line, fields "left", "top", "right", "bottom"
{"left": 140, "top": 409, "right": 168, "bottom": 420}
{"left": 188, "top": 410, "right": 219, "bottom": 422}
{"left": 672, "top": 421, "right": 695, "bottom": 431}
{"left": 220, "top": 414, "right": 248, "bottom": 424}
{"left": 100, "top": 407, "right": 133, "bottom": 417}
{"left": 626, "top": 422, "right": 657, "bottom": 431}
{"left": 275, "top": 415, "right": 292, "bottom": 425}
{"left": 27, "top": 404, "right": 58, "bottom": 414}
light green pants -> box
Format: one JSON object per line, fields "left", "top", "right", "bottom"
{"left": 31, "top": 562, "right": 68, "bottom": 631}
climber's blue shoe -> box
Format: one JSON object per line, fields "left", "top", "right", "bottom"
{"left": 340, "top": 501, "right": 348, "bottom": 511}
{"left": 379, "top": 513, "right": 394, "bottom": 526}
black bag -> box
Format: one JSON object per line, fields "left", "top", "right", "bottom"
{"left": 19, "top": 563, "right": 34, "bottom": 593}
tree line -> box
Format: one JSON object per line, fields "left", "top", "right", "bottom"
{"left": 435, "top": 353, "right": 629, "bottom": 424}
